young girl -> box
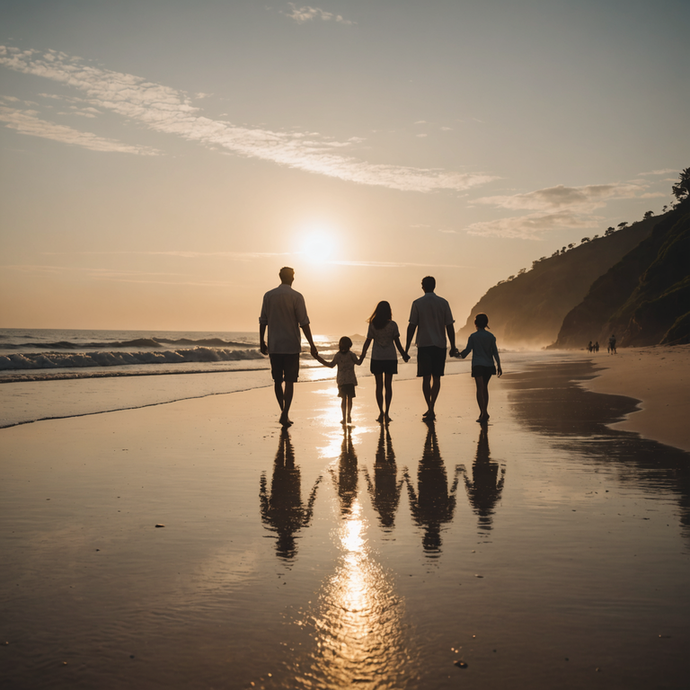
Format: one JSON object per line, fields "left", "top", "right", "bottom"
{"left": 457, "top": 313, "right": 502, "bottom": 423}
{"left": 359, "top": 301, "right": 410, "bottom": 424}
{"left": 316, "top": 336, "right": 361, "bottom": 425}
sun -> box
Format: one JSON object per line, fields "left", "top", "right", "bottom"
{"left": 299, "top": 232, "right": 337, "bottom": 263}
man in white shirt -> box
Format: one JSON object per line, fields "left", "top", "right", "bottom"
{"left": 404, "top": 276, "right": 458, "bottom": 421}
{"left": 260, "top": 267, "right": 318, "bottom": 426}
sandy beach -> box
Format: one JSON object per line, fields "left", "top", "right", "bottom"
{"left": 579, "top": 344, "right": 690, "bottom": 452}
{"left": 1, "top": 357, "right": 689, "bottom": 689}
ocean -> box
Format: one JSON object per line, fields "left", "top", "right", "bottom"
{"left": 0, "top": 328, "right": 582, "bottom": 428}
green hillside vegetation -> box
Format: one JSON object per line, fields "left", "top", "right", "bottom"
{"left": 456, "top": 218, "right": 657, "bottom": 348}
{"left": 552, "top": 201, "right": 690, "bottom": 348}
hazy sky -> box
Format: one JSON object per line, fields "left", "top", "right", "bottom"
{"left": 1, "top": 0, "right": 688, "bottom": 334}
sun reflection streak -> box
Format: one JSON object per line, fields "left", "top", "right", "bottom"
{"left": 289, "top": 499, "right": 419, "bottom": 689}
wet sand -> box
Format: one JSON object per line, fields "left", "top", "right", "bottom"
{"left": 579, "top": 344, "right": 690, "bottom": 452}
{"left": 1, "top": 362, "right": 689, "bottom": 689}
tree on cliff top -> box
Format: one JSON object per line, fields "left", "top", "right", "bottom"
{"left": 672, "top": 168, "right": 690, "bottom": 204}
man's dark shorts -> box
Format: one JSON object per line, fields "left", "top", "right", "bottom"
{"left": 270, "top": 353, "right": 300, "bottom": 383}
{"left": 416, "top": 346, "right": 446, "bottom": 377}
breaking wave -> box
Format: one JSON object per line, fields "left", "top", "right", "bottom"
{"left": 0, "top": 347, "right": 264, "bottom": 371}
{"left": 1, "top": 336, "right": 252, "bottom": 350}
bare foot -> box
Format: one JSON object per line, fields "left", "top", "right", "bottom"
{"left": 376, "top": 413, "right": 384, "bottom": 423}
{"left": 384, "top": 414, "right": 392, "bottom": 424}
{"left": 279, "top": 413, "right": 292, "bottom": 427}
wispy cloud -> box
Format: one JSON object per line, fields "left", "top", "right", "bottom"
{"left": 283, "top": 3, "right": 355, "bottom": 25}
{"left": 475, "top": 182, "right": 645, "bottom": 212}
{"left": 466, "top": 211, "right": 600, "bottom": 240}
{"left": 638, "top": 168, "right": 677, "bottom": 176}
{"left": 42, "top": 250, "right": 290, "bottom": 260}
{"left": 469, "top": 180, "right": 659, "bottom": 239}
{"left": 0, "top": 105, "right": 159, "bottom": 154}
{"left": 330, "top": 259, "right": 471, "bottom": 268}
{"left": 0, "top": 46, "right": 493, "bottom": 193}
{"left": 3, "top": 264, "right": 237, "bottom": 287}
{"left": 36, "top": 251, "right": 469, "bottom": 270}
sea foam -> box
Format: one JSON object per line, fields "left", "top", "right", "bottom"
{"left": 0, "top": 347, "right": 264, "bottom": 371}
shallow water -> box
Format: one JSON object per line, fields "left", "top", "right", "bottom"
{"left": 1, "top": 362, "right": 688, "bottom": 689}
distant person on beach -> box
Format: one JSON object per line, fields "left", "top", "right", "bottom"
{"left": 608, "top": 334, "right": 617, "bottom": 355}
{"left": 404, "top": 276, "right": 458, "bottom": 421}
{"left": 456, "top": 313, "right": 502, "bottom": 424}
{"left": 595, "top": 341, "right": 600, "bottom": 353}
{"left": 315, "top": 337, "right": 361, "bottom": 425}
{"left": 359, "top": 301, "right": 410, "bottom": 424}
{"left": 588, "top": 341, "right": 593, "bottom": 353}
{"left": 259, "top": 267, "right": 318, "bottom": 427}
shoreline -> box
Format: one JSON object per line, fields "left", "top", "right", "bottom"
{"left": 1, "top": 345, "right": 687, "bottom": 452}
{"left": 577, "top": 343, "right": 690, "bottom": 452}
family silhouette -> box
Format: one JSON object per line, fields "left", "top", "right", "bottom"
{"left": 260, "top": 268, "right": 503, "bottom": 427}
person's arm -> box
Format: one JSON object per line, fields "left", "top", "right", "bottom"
{"left": 259, "top": 323, "right": 268, "bottom": 355}
{"left": 259, "top": 295, "right": 269, "bottom": 355}
{"left": 301, "top": 323, "right": 318, "bottom": 358}
{"left": 458, "top": 336, "right": 472, "bottom": 359}
{"left": 315, "top": 354, "right": 335, "bottom": 368}
{"left": 405, "top": 323, "right": 416, "bottom": 354}
{"left": 359, "top": 338, "right": 372, "bottom": 365}
{"left": 493, "top": 340, "right": 502, "bottom": 377}
{"left": 446, "top": 324, "right": 458, "bottom": 358}
{"left": 394, "top": 336, "right": 410, "bottom": 362}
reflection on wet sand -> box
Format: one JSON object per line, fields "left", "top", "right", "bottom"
{"left": 404, "top": 422, "right": 463, "bottom": 556}
{"left": 259, "top": 429, "right": 322, "bottom": 559}
{"left": 461, "top": 426, "right": 506, "bottom": 537}
{"left": 363, "top": 424, "right": 404, "bottom": 532}
{"left": 276, "top": 427, "right": 418, "bottom": 688}
{"left": 330, "top": 426, "right": 359, "bottom": 516}
{"left": 290, "top": 498, "right": 416, "bottom": 688}
{"left": 505, "top": 362, "right": 690, "bottom": 538}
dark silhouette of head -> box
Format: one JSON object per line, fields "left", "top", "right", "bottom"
{"left": 421, "top": 276, "right": 436, "bottom": 293}
{"left": 369, "top": 301, "right": 392, "bottom": 330}
{"left": 339, "top": 336, "right": 352, "bottom": 353}
{"left": 279, "top": 266, "right": 295, "bottom": 285}
{"left": 475, "top": 313, "right": 489, "bottom": 329}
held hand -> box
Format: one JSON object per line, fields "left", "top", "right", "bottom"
{"left": 449, "top": 347, "right": 459, "bottom": 358}
{"left": 310, "top": 345, "right": 319, "bottom": 359}
{"left": 402, "top": 353, "right": 410, "bottom": 363}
